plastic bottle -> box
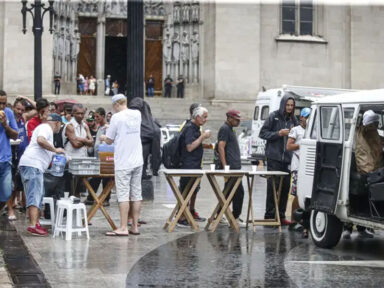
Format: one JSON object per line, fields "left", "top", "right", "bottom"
{"left": 49, "top": 154, "right": 66, "bottom": 177}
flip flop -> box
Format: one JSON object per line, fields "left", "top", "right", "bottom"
{"left": 105, "top": 231, "right": 129, "bottom": 237}
{"left": 128, "top": 231, "right": 140, "bottom": 236}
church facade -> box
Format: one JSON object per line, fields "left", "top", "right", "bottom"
{"left": 1, "top": 1, "right": 384, "bottom": 103}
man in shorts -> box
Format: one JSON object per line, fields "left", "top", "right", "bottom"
{"left": 19, "top": 114, "right": 64, "bottom": 236}
{"left": 101, "top": 94, "right": 143, "bottom": 236}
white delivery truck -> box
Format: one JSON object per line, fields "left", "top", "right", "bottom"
{"left": 248, "top": 85, "right": 355, "bottom": 164}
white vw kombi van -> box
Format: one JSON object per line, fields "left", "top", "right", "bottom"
{"left": 297, "top": 89, "right": 384, "bottom": 248}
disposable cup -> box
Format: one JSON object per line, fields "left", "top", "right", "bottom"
{"left": 210, "top": 164, "right": 215, "bottom": 171}
{"left": 64, "top": 192, "right": 69, "bottom": 199}
{"left": 252, "top": 165, "right": 258, "bottom": 172}
{"left": 224, "top": 165, "right": 230, "bottom": 172}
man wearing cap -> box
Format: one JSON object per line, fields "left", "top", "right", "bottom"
{"left": 286, "top": 107, "right": 311, "bottom": 237}
{"left": 217, "top": 109, "right": 246, "bottom": 227}
{"left": 100, "top": 94, "right": 143, "bottom": 236}
{"left": 355, "top": 110, "right": 383, "bottom": 175}
{"left": 259, "top": 94, "right": 298, "bottom": 224}
{"left": 19, "top": 113, "right": 65, "bottom": 236}
{"left": 0, "top": 90, "right": 18, "bottom": 211}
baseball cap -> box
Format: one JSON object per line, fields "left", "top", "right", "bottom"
{"left": 47, "top": 113, "right": 62, "bottom": 122}
{"left": 111, "top": 94, "right": 126, "bottom": 104}
{"left": 226, "top": 109, "right": 243, "bottom": 120}
{"left": 363, "top": 110, "right": 380, "bottom": 126}
{"left": 86, "top": 116, "right": 94, "bottom": 122}
{"left": 300, "top": 108, "right": 311, "bottom": 118}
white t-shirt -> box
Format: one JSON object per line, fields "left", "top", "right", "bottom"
{"left": 19, "top": 123, "right": 54, "bottom": 172}
{"left": 288, "top": 125, "right": 305, "bottom": 172}
{"left": 106, "top": 109, "right": 143, "bottom": 171}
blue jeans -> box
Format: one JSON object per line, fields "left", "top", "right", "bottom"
{"left": 20, "top": 166, "right": 45, "bottom": 209}
{"left": 147, "top": 87, "right": 154, "bottom": 97}
{"left": 0, "top": 162, "right": 12, "bottom": 202}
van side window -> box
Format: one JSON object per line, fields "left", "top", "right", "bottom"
{"left": 253, "top": 106, "right": 259, "bottom": 120}
{"left": 343, "top": 108, "right": 354, "bottom": 142}
{"left": 310, "top": 110, "right": 317, "bottom": 139}
{"left": 261, "top": 106, "right": 269, "bottom": 120}
{"left": 320, "top": 106, "right": 340, "bottom": 140}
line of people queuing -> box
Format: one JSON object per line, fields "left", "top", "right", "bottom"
{"left": 0, "top": 91, "right": 147, "bottom": 237}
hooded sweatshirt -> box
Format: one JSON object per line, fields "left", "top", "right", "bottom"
{"left": 259, "top": 94, "right": 299, "bottom": 164}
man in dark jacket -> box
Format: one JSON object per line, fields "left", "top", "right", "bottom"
{"left": 129, "top": 97, "right": 161, "bottom": 179}
{"left": 259, "top": 94, "right": 298, "bottom": 224}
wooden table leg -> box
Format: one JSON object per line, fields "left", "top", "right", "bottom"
{"left": 205, "top": 176, "right": 235, "bottom": 230}
{"left": 271, "top": 176, "right": 282, "bottom": 233}
{"left": 83, "top": 178, "right": 117, "bottom": 230}
{"left": 165, "top": 176, "right": 200, "bottom": 232}
{"left": 207, "top": 175, "right": 241, "bottom": 233}
{"left": 246, "top": 175, "right": 256, "bottom": 232}
{"left": 163, "top": 176, "right": 194, "bottom": 230}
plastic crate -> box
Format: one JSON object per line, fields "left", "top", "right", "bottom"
{"left": 69, "top": 157, "right": 100, "bottom": 175}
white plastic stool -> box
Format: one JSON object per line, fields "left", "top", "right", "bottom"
{"left": 53, "top": 199, "right": 89, "bottom": 240}
{"left": 40, "top": 197, "right": 55, "bottom": 230}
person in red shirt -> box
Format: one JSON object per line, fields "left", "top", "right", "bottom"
{"left": 27, "top": 99, "right": 50, "bottom": 141}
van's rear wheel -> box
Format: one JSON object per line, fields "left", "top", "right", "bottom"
{"left": 310, "top": 210, "right": 342, "bottom": 249}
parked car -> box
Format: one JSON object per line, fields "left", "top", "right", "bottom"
{"left": 238, "top": 120, "right": 252, "bottom": 161}
{"left": 296, "top": 89, "right": 384, "bottom": 248}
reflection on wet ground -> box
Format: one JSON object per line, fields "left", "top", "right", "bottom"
{"left": 127, "top": 227, "right": 384, "bottom": 288}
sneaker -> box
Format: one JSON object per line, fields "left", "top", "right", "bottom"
{"left": 103, "top": 201, "right": 110, "bottom": 207}
{"left": 236, "top": 218, "right": 247, "bottom": 228}
{"left": 176, "top": 219, "right": 190, "bottom": 228}
{"left": 357, "top": 229, "right": 374, "bottom": 239}
{"left": 342, "top": 230, "right": 351, "bottom": 240}
{"left": 192, "top": 211, "right": 206, "bottom": 222}
{"left": 36, "top": 223, "right": 49, "bottom": 233}
{"left": 218, "top": 216, "right": 229, "bottom": 226}
{"left": 84, "top": 199, "right": 94, "bottom": 206}
{"left": 281, "top": 219, "right": 292, "bottom": 226}
{"left": 27, "top": 225, "right": 48, "bottom": 236}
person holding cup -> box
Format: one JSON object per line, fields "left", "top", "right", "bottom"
{"left": 177, "top": 106, "right": 211, "bottom": 227}
{"left": 19, "top": 113, "right": 65, "bottom": 236}
{"left": 217, "top": 109, "right": 246, "bottom": 228}
{"left": 259, "top": 94, "right": 298, "bottom": 225}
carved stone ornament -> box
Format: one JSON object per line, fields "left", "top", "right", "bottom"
{"left": 144, "top": 0, "right": 165, "bottom": 16}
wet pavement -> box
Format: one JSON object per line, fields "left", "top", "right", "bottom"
{"left": 4, "top": 167, "right": 384, "bottom": 287}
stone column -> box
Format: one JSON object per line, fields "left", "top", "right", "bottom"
{"left": 126, "top": 0, "right": 144, "bottom": 101}
{"left": 96, "top": 15, "right": 106, "bottom": 96}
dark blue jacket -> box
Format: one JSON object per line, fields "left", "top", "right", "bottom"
{"left": 259, "top": 94, "right": 299, "bottom": 164}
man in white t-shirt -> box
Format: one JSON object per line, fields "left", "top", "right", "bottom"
{"left": 286, "top": 107, "right": 311, "bottom": 237}
{"left": 19, "top": 113, "right": 65, "bottom": 236}
{"left": 100, "top": 94, "right": 143, "bottom": 236}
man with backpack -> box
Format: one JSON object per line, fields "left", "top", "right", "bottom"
{"left": 177, "top": 106, "right": 211, "bottom": 227}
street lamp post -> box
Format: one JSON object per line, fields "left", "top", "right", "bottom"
{"left": 21, "top": 0, "right": 54, "bottom": 101}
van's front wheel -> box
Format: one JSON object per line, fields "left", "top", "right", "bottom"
{"left": 310, "top": 210, "right": 342, "bottom": 249}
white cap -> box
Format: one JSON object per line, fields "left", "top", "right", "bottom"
{"left": 363, "top": 110, "right": 380, "bottom": 126}
{"left": 111, "top": 94, "right": 126, "bottom": 104}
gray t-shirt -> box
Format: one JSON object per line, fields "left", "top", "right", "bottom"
{"left": 218, "top": 122, "right": 241, "bottom": 169}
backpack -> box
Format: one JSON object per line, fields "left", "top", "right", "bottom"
{"left": 162, "top": 132, "right": 183, "bottom": 169}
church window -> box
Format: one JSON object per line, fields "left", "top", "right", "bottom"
{"left": 281, "top": 0, "right": 313, "bottom": 36}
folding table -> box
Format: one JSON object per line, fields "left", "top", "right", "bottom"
{"left": 162, "top": 169, "right": 204, "bottom": 232}
{"left": 246, "top": 170, "right": 289, "bottom": 232}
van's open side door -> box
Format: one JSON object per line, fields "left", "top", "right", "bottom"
{"left": 309, "top": 105, "right": 344, "bottom": 214}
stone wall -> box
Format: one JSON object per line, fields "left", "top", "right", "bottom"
{"left": 1, "top": 2, "right": 53, "bottom": 96}
{"left": 350, "top": 6, "right": 384, "bottom": 89}
{"left": 259, "top": 4, "right": 351, "bottom": 90}
{"left": 213, "top": 3, "right": 261, "bottom": 101}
